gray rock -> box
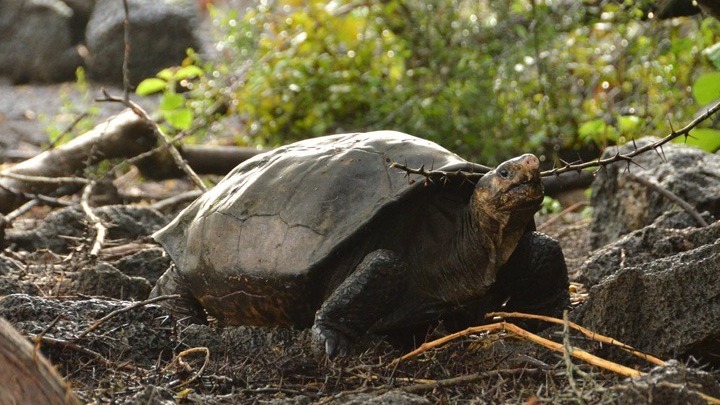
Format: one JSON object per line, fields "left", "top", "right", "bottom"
{"left": 75, "top": 262, "right": 152, "bottom": 300}
{"left": 589, "top": 137, "right": 720, "bottom": 249}
{"left": 609, "top": 360, "right": 720, "bottom": 404}
{"left": 0, "top": 0, "right": 83, "bottom": 83}
{"left": 573, "top": 222, "right": 720, "bottom": 361}
{"left": 578, "top": 211, "right": 720, "bottom": 287}
{"left": 85, "top": 0, "right": 201, "bottom": 85}
{"left": 111, "top": 247, "right": 171, "bottom": 285}
{"left": 6, "top": 205, "right": 168, "bottom": 253}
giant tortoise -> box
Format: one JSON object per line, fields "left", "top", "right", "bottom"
{"left": 151, "top": 131, "right": 569, "bottom": 356}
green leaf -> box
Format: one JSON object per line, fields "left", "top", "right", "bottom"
{"left": 160, "top": 93, "right": 184, "bottom": 110}
{"left": 156, "top": 68, "right": 175, "bottom": 81}
{"left": 135, "top": 78, "right": 167, "bottom": 95}
{"left": 674, "top": 128, "right": 720, "bottom": 152}
{"left": 618, "top": 115, "right": 640, "bottom": 134}
{"left": 164, "top": 108, "right": 193, "bottom": 130}
{"left": 703, "top": 41, "right": 720, "bottom": 70}
{"left": 692, "top": 72, "right": 720, "bottom": 106}
{"left": 578, "top": 118, "right": 606, "bottom": 140}
{"left": 175, "top": 65, "right": 205, "bottom": 80}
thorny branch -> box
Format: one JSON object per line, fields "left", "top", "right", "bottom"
{"left": 543, "top": 98, "right": 720, "bottom": 177}
{"left": 392, "top": 99, "right": 720, "bottom": 181}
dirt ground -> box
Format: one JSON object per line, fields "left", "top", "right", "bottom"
{"left": 1, "top": 82, "right": 719, "bottom": 404}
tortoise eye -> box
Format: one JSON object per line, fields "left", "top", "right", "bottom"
{"left": 498, "top": 168, "right": 510, "bottom": 178}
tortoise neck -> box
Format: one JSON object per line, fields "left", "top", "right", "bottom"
{"left": 415, "top": 205, "right": 503, "bottom": 304}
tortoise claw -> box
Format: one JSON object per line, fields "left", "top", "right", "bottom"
{"left": 312, "top": 324, "right": 350, "bottom": 358}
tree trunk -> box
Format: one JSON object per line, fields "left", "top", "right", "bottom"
{"left": 0, "top": 317, "right": 80, "bottom": 405}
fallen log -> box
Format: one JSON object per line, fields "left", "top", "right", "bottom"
{"left": 0, "top": 109, "right": 156, "bottom": 214}
{"left": 0, "top": 317, "right": 80, "bottom": 405}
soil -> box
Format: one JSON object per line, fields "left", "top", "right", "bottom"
{"left": 1, "top": 82, "right": 718, "bottom": 404}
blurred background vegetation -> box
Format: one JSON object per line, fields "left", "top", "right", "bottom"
{"left": 139, "top": 0, "right": 720, "bottom": 166}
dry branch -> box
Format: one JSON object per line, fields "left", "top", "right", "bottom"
{"left": 0, "top": 317, "right": 81, "bottom": 405}
{"left": 80, "top": 180, "right": 107, "bottom": 258}
{"left": 395, "top": 322, "right": 642, "bottom": 378}
{"left": 488, "top": 312, "right": 665, "bottom": 366}
{"left": 98, "top": 90, "right": 208, "bottom": 192}
{"left": 0, "top": 109, "right": 156, "bottom": 214}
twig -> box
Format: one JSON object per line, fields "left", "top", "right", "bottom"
{"left": 163, "top": 347, "right": 210, "bottom": 388}
{"left": 122, "top": 0, "right": 131, "bottom": 102}
{"left": 3, "top": 198, "right": 40, "bottom": 224}
{"left": 33, "top": 335, "right": 130, "bottom": 370}
{"left": 97, "top": 91, "right": 207, "bottom": 192}
{"left": 46, "top": 112, "right": 89, "bottom": 150}
{"left": 562, "top": 310, "right": 583, "bottom": 401}
{"left": 98, "top": 0, "right": 206, "bottom": 192}
{"left": 403, "top": 368, "right": 540, "bottom": 393}
{"left": 487, "top": 312, "right": 665, "bottom": 366}
{"left": 32, "top": 315, "right": 62, "bottom": 362}
{"left": 79, "top": 180, "right": 106, "bottom": 258}
{"left": 75, "top": 294, "right": 180, "bottom": 339}
{"left": 395, "top": 321, "right": 643, "bottom": 378}
{"left": 150, "top": 189, "right": 204, "bottom": 211}
{"left": 625, "top": 173, "right": 708, "bottom": 227}
{"left": 0, "top": 172, "right": 88, "bottom": 185}
{"left": 537, "top": 200, "right": 588, "bottom": 231}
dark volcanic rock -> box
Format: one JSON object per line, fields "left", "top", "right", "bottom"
{"left": 579, "top": 211, "right": 720, "bottom": 287}
{"left": 6, "top": 205, "right": 167, "bottom": 253}
{"left": 75, "top": 262, "right": 152, "bottom": 300}
{"left": 610, "top": 360, "right": 720, "bottom": 404}
{"left": 589, "top": 137, "right": 720, "bottom": 249}
{"left": 574, "top": 221, "right": 720, "bottom": 362}
{"left": 85, "top": 0, "right": 201, "bottom": 85}
{"left": 0, "top": 0, "right": 83, "bottom": 83}
{"left": 111, "top": 247, "right": 171, "bottom": 285}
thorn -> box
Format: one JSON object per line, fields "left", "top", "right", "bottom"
{"left": 667, "top": 115, "right": 675, "bottom": 135}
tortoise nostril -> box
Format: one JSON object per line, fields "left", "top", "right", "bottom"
{"left": 522, "top": 154, "right": 540, "bottom": 170}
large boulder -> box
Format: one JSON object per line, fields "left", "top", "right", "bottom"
{"left": 0, "top": 0, "right": 83, "bottom": 83}
{"left": 578, "top": 210, "right": 719, "bottom": 287}
{"left": 589, "top": 137, "right": 720, "bottom": 249}
{"left": 609, "top": 360, "right": 720, "bottom": 404}
{"left": 574, "top": 218, "right": 720, "bottom": 363}
{"left": 85, "top": 0, "right": 201, "bottom": 85}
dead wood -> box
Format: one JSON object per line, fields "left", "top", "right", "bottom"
{"left": 0, "top": 317, "right": 81, "bottom": 405}
{"left": 136, "top": 144, "right": 265, "bottom": 180}
{"left": 0, "top": 109, "right": 156, "bottom": 214}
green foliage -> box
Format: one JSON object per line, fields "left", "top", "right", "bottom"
{"left": 692, "top": 72, "right": 720, "bottom": 105}
{"left": 540, "top": 196, "right": 562, "bottom": 215}
{"left": 144, "top": 0, "right": 720, "bottom": 162}
{"left": 42, "top": 67, "right": 100, "bottom": 146}
{"left": 136, "top": 57, "right": 205, "bottom": 132}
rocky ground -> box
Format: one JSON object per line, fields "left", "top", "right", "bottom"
{"left": 1, "top": 80, "right": 720, "bottom": 403}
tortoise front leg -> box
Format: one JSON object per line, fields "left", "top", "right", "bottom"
{"left": 493, "top": 231, "right": 570, "bottom": 321}
{"left": 312, "top": 249, "right": 407, "bottom": 357}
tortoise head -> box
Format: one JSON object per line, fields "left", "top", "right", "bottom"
{"left": 473, "top": 153, "right": 544, "bottom": 217}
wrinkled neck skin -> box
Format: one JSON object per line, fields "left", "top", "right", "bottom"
{"left": 417, "top": 194, "right": 534, "bottom": 304}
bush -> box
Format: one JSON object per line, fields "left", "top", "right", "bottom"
{"left": 144, "top": 0, "right": 720, "bottom": 164}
